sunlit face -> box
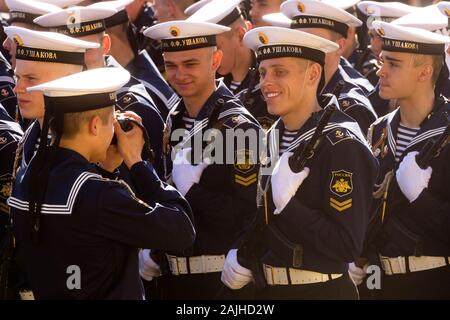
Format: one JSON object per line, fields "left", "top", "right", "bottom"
{"left": 80, "top": 33, "right": 107, "bottom": 69}
{"left": 250, "top": 0, "right": 282, "bottom": 28}
{"left": 216, "top": 32, "right": 240, "bottom": 76}
{"left": 14, "top": 60, "right": 83, "bottom": 120}
{"left": 163, "top": 47, "right": 219, "bottom": 98}
{"left": 369, "top": 30, "right": 382, "bottom": 59}
{"left": 152, "top": 0, "right": 171, "bottom": 23}
{"left": 259, "top": 57, "right": 310, "bottom": 116}
{"left": 377, "top": 51, "right": 422, "bottom": 100}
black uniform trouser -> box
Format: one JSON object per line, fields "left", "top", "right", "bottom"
{"left": 255, "top": 273, "right": 358, "bottom": 300}
{"left": 372, "top": 265, "right": 450, "bottom": 300}
{"left": 157, "top": 272, "right": 255, "bottom": 300}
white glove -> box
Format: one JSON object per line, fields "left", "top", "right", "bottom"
{"left": 139, "top": 249, "right": 161, "bottom": 281}
{"left": 172, "top": 148, "right": 209, "bottom": 196}
{"left": 221, "top": 249, "right": 253, "bottom": 290}
{"left": 348, "top": 262, "right": 367, "bottom": 286}
{"left": 396, "top": 151, "right": 432, "bottom": 203}
{"left": 271, "top": 152, "right": 310, "bottom": 215}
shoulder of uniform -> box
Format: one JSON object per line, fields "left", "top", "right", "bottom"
{"left": 0, "top": 129, "right": 19, "bottom": 150}
{"left": 338, "top": 97, "right": 360, "bottom": 110}
{"left": 222, "top": 113, "right": 253, "bottom": 130}
{"left": 325, "top": 127, "right": 357, "bottom": 146}
{"left": 0, "top": 84, "right": 15, "bottom": 101}
{"left": 116, "top": 91, "right": 152, "bottom": 110}
{"left": 371, "top": 112, "right": 390, "bottom": 129}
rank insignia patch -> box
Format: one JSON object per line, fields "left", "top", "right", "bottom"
{"left": 330, "top": 170, "right": 353, "bottom": 197}
{"left": 330, "top": 197, "right": 352, "bottom": 212}
{"left": 234, "top": 149, "right": 256, "bottom": 174}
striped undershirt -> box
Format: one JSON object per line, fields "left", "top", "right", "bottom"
{"left": 182, "top": 114, "right": 196, "bottom": 131}
{"left": 395, "top": 123, "right": 420, "bottom": 163}
{"left": 279, "top": 129, "right": 298, "bottom": 156}
{"left": 229, "top": 80, "right": 241, "bottom": 94}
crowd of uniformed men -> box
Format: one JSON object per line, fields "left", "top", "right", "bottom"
{"left": 0, "top": 0, "right": 449, "bottom": 300}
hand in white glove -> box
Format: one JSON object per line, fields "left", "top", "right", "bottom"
{"left": 221, "top": 249, "right": 253, "bottom": 290}
{"left": 139, "top": 249, "right": 162, "bottom": 282}
{"left": 172, "top": 148, "right": 209, "bottom": 196}
{"left": 271, "top": 152, "right": 310, "bottom": 215}
{"left": 348, "top": 262, "right": 367, "bottom": 286}
{"left": 396, "top": 151, "right": 432, "bottom": 203}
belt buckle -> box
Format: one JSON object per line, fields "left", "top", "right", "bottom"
{"left": 263, "top": 264, "right": 275, "bottom": 285}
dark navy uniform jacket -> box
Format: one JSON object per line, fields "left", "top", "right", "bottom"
{"left": 324, "top": 58, "right": 378, "bottom": 135}
{"left": 165, "top": 82, "right": 261, "bottom": 255}
{"left": 126, "top": 50, "right": 179, "bottom": 119}
{"left": 0, "top": 52, "right": 17, "bottom": 121}
{"left": 8, "top": 148, "right": 195, "bottom": 299}
{"left": 443, "top": 78, "right": 450, "bottom": 99}
{"left": 0, "top": 105, "right": 22, "bottom": 237}
{"left": 339, "top": 57, "right": 374, "bottom": 96}
{"left": 253, "top": 97, "right": 378, "bottom": 274}
{"left": 368, "top": 98, "right": 450, "bottom": 258}
{"left": 107, "top": 56, "right": 165, "bottom": 179}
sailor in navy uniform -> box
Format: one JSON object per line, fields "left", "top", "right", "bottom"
{"left": 187, "top": 0, "right": 278, "bottom": 131}
{"left": 87, "top": 0, "right": 180, "bottom": 119}
{"left": 394, "top": 2, "right": 450, "bottom": 102}
{"left": 265, "top": 0, "right": 377, "bottom": 136}
{"left": 1, "top": 0, "right": 61, "bottom": 126}
{"left": 3, "top": 26, "right": 98, "bottom": 175}
{"left": 7, "top": 67, "right": 195, "bottom": 300}
{"left": 221, "top": 26, "right": 378, "bottom": 300}
{"left": 349, "top": 21, "right": 450, "bottom": 299}
{"left": 0, "top": 51, "right": 18, "bottom": 122}
{"left": 35, "top": 6, "right": 166, "bottom": 178}
{"left": 0, "top": 104, "right": 22, "bottom": 240}
{"left": 143, "top": 20, "right": 261, "bottom": 300}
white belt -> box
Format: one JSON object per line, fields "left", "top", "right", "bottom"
{"left": 263, "top": 264, "right": 343, "bottom": 286}
{"left": 167, "top": 254, "right": 225, "bottom": 275}
{"left": 380, "top": 255, "right": 450, "bottom": 275}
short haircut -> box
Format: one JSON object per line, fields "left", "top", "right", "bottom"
{"left": 54, "top": 105, "right": 113, "bottom": 139}
{"left": 413, "top": 54, "right": 444, "bottom": 85}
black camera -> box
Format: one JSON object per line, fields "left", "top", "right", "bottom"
{"left": 110, "top": 115, "right": 155, "bottom": 162}
{"left": 111, "top": 116, "right": 138, "bottom": 145}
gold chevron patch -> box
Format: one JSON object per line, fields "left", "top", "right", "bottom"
{"left": 330, "top": 197, "right": 352, "bottom": 212}
{"left": 235, "top": 173, "right": 257, "bottom": 187}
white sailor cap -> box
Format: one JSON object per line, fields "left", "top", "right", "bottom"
{"left": 34, "top": 6, "right": 117, "bottom": 37}
{"left": 262, "top": 12, "right": 291, "bottom": 28}
{"left": 372, "top": 20, "right": 450, "bottom": 56}
{"left": 437, "top": 2, "right": 450, "bottom": 29}
{"left": 5, "top": 0, "right": 62, "bottom": 25}
{"left": 187, "top": 0, "right": 244, "bottom": 26}
{"left": 34, "top": 0, "right": 84, "bottom": 8}
{"left": 280, "top": 0, "right": 362, "bottom": 38}
{"left": 243, "top": 26, "right": 338, "bottom": 64}
{"left": 27, "top": 67, "right": 130, "bottom": 113}
{"left": 89, "top": 0, "right": 133, "bottom": 28}
{"left": 393, "top": 5, "right": 448, "bottom": 33}
{"left": 143, "top": 20, "right": 230, "bottom": 52}
{"left": 4, "top": 25, "right": 99, "bottom": 65}
{"left": 357, "top": 1, "right": 418, "bottom": 29}
{"left": 184, "top": 0, "right": 213, "bottom": 17}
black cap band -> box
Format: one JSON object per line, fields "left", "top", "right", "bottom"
{"left": 52, "top": 19, "right": 105, "bottom": 37}
{"left": 256, "top": 44, "right": 325, "bottom": 65}
{"left": 291, "top": 15, "right": 349, "bottom": 38}
{"left": 44, "top": 92, "right": 117, "bottom": 113}
{"left": 16, "top": 45, "right": 86, "bottom": 65}
{"left": 105, "top": 10, "right": 129, "bottom": 28}
{"left": 161, "top": 35, "right": 216, "bottom": 52}
{"left": 217, "top": 7, "right": 242, "bottom": 26}
{"left": 9, "top": 11, "right": 39, "bottom": 25}
{"left": 381, "top": 37, "right": 445, "bottom": 55}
